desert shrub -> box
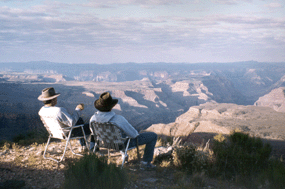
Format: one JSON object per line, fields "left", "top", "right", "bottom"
{"left": 172, "top": 144, "right": 209, "bottom": 174}
{"left": 63, "top": 154, "right": 128, "bottom": 189}
{"left": 156, "top": 135, "right": 174, "bottom": 147}
{"left": 0, "top": 179, "right": 25, "bottom": 189}
{"left": 213, "top": 133, "right": 226, "bottom": 142}
{"left": 258, "top": 158, "right": 285, "bottom": 189}
{"left": 173, "top": 145, "right": 196, "bottom": 172}
{"left": 0, "top": 140, "right": 12, "bottom": 149}
{"left": 212, "top": 132, "right": 272, "bottom": 179}
{"left": 155, "top": 137, "right": 164, "bottom": 147}
{"left": 172, "top": 172, "right": 207, "bottom": 189}
{"left": 12, "top": 128, "right": 48, "bottom": 146}
{"left": 154, "top": 153, "right": 173, "bottom": 165}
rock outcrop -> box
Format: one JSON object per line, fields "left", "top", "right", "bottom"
{"left": 147, "top": 102, "right": 285, "bottom": 141}
{"left": 254, "top": 87, "right": 285, "bottom": 112}
{"left": 0, "top": 73, "right": 67, "bottom": 83}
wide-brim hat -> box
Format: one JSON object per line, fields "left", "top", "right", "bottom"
{"left": 38, "top": 87, "right": 60, "bottom": 101}
{"left": 94, "top": 92, "right": 118, "bottom": 112}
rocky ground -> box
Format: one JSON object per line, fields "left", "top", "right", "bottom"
{"left": 0, "top": 140, "right": 251, "bottom": 189}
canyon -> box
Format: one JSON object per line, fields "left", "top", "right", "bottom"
{"left": 0, "top": 61, "right": 285, "bottom": 144}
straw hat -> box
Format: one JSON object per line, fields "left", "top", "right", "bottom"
{"left": 38, "top": 87, "right": 60, "bottom": 101}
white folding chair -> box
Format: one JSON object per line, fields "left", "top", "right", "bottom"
{"left": 90, "top": 121, "right": 140, "bottom": 168}
{"left": 40, "top": 116, "right": 89, "bottom": 163}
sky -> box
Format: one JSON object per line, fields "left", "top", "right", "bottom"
{"left": 0, "top": 0, "right": 284, "bottom": 64}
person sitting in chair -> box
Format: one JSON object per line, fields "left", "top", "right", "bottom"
{"left": 90, "top": 92, "right": 157, "bottom": 168}
{"left": 38, "top": 87, "right": 93, "bottom": 152}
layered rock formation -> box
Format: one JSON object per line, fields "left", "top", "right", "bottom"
{"left": 0, "top": 73, "right": 68, "bottom": 83}
{"left": 147, "top": 102, "right": 285, "bottom": 141}
{"left": 1, "top": 62, "right": 285, "bottom": 142}
{"left": 254, "top": 87, "right": 285, "bottom": 112}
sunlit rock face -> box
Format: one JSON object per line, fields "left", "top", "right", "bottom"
{"left": 255, "top": 87, "right": 285, "bottom": 112}
{"left": 147, "top": 102, "right": 285, "bottom": 141}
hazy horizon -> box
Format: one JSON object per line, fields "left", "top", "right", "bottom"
{"left": 0, "top": 60, "right": 285, "bottom": 65}
{"left": 1, "top": 0, "right": 284, "bottom": 64}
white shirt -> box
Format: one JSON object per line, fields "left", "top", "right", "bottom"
{"left": 38, "top": 106, "right": 82, "bottom": 128}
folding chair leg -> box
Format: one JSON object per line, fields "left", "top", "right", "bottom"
{"left": 92, "top": 138, "right": 99, "bottom": 153}
{"left": 43, "top": 136, "right": 84, "bottom": 163}
{"left": 55, "top": 139, "right": 68, "bottom": 162}
{"left": 67, "top": 126, "right": 86, "bottom": 157}
{"left": 83, "top": 136, "right": 89, "bottom": 151}
{"left": 121, "top": 138, "right": 131, "bottom": 168}
{"left": 108, "top": 149, "right": 110, "bottom": 164}
{"left": 69, "top": 140, "right": 83, "bottom": 157}
{"left": 80, "top": 125, "right": 90, "bottom": 150}
{"left": 43, "top": 135, "right": 62, "bottom": 163}
{"left": 43, "top": 135, "right": 53, "bottom": 160}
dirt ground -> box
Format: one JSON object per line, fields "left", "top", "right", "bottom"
{"left": 1, "top": 137, "right": 284, "bottom": 189}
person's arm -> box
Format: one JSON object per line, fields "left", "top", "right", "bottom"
{"left": 57, "top": 106, "right": 82, "bottom": 127}
{"left": 110, "top": 115, "right": 139, "bottom": 138}
{"left": 89, "top": 114, "right": 96, "bottom": 128}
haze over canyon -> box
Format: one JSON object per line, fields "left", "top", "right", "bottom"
{"left": 1, "top": 61, "right": 285, "bottom": 144}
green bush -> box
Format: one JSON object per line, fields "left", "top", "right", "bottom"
{"left": 172, "top": 144, "right": 209, "bottom": 174}
{"left": 212, "top": 132, "right": 272, "bottom": 178}
{"left": 259, "top": 158, "right": 285, "bottom": 189}
{"left": 63, "top": 154, "right": 128, "bottom": 189}
{"left": 173, "top": 145, "right": 195, "bottom": 172}
{"left": 0, "top": 179, "right": 25, "bottom": 189}
{"left": 12, "top": 128, "right": 49, "bottom": 146}
{"left": 0, "top": 127, "right": 49, "bottom": 148}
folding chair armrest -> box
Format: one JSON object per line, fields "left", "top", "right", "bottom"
{"left": 61, "top": 124, "right": 85, "bottom": 131}
{"left": 71, "top": 124, "right": 85, "bottom": 129}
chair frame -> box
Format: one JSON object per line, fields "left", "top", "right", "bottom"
{"left": 90, "top": 121, "right": 139, "bottom": 168}
{"left": 41, "top": 116, "right": 89, "bottom": 163}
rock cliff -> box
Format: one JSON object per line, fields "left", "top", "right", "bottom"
{"left": 254, "top": 87, "right": 285, "bottom": 112}
{"left": 147, "top": 102, "right": 285, "bottom": 141}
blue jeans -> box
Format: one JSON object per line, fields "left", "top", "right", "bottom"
{"left": 128, "top": 132, "right": 157, "bottom": 163}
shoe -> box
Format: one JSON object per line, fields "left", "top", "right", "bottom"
{"left": 140, "top": 161, "right": 156, "bottom": 169}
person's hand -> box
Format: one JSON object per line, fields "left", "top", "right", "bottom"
{"left": 76, "top": 103, "right": 84, "bottom": 110}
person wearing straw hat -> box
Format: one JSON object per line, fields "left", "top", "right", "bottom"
{"left": 90, "top": 92, "right": 157, "bottom": 168}
{"left": 38, "top": 87, "right": 92, "bottom": 152}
